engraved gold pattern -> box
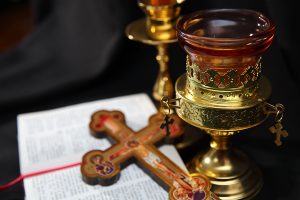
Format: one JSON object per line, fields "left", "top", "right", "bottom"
{"left": 176, "top": 98, "right": 267, "bottom": 131}
{"left": 186, "top": 78, "right": 259, "bottom": 103}
{"left": 186, "top": 56, "right": 262, "bottom": 89}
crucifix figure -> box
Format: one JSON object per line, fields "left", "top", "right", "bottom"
{"left": 269, "top": 122, "right": 288, "bottom": 146}
{"left": 81, "top": 110, "right": 218, "bottom": 200}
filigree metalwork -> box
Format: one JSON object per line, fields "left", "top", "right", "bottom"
{"left": 186, "top": 57, "right": 262, "bottom": 89}
{"left": 186, "top": 78, "right": 259, "bottom": 102}
{"left": 176, "top": 99, "right": 267, "bottom": 130}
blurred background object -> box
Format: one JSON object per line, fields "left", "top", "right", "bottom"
{"left": 0, "top": 0, "right": 33, "bottom": 52}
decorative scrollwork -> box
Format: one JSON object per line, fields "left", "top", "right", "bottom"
{"left": 176, "top": 99, "right": 267, "bottom": 130}
{"left": 186, "top": 78, "right": 259, "bottom": 102}
{"left": 186, "top": 56, "right": 262, "bottom": 89}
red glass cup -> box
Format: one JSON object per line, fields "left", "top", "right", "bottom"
{"left": 177, "top": 9, "right": 275, "bottom": 91}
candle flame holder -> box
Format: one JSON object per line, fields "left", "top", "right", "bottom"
{"left": 126, "top": 0, "right": 185, "bottom": 101}
{"left": 161, "top": 9, "right": 288, "bottom": 199}
{"left": 126, "top": 0, "right": 204, "bottom": 150}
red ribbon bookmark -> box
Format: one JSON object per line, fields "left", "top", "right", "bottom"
{"left": 0, "top": 162, "right": 81, "bottom": 191}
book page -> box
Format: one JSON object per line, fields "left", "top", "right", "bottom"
{"left": 17, "top": 93, "right": 187, "bottom": 200}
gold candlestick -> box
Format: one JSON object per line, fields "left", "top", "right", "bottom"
{"left": 161, "top": 9, "right": 288, "bottom": 199}
{"left": 126, "top": 0, "right": 184, "bottom": 101}
{"left": 126, "top": 0, "right": 203, "bottom": 150}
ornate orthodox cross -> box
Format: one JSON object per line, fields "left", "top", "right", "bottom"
{"left": 269, "top": 122, "right": 288, "bottom": 146}
{"left": 81, "top": 110, "right": 218, "bottom": 200}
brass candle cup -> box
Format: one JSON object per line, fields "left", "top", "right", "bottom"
{"left": 138, "top": 0, "right": 184, "bottom": 41}
{"left": 172, "top": 9, "right": 287, "bottom": 199}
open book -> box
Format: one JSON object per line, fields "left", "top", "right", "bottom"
{"left": 18, "top": 93, "right": 187, "bottom": 200}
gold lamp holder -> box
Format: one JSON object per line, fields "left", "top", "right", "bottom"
{"left": 126, "top": 0, "right": 203, "bottom": 150}
{"left": 161, "top": 9, "right": 289, "bottom": 199}
{"left": 125, "top": 0, "right": 185, "bottom": 102}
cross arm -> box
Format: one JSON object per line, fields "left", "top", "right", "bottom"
{"left": 89, "top": 110, "right": 133, "bottom": 142}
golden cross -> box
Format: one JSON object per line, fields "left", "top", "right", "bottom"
{"left": 269, "top": 122, "right": 288, "bottom": 146}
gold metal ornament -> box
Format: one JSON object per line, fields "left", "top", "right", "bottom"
{"left": 161, "top": 9, "right": 289, "bottom": 199}
{"left": 126, "top": 0, "right": 185, "bottom": 102}
{"left": 126, "top": 0, "right": 203, "bottom": 150}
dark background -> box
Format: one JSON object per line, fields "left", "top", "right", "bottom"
{"left": 0, "top": 0, "right": 299, "bottom": 199}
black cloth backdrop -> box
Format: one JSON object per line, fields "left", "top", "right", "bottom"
{"left": 0, "top": 0, "right": 299, "bottom": 199}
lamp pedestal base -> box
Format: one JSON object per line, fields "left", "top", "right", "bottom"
{"left": 188, "top": 135, "right": 263, "bottom": 200}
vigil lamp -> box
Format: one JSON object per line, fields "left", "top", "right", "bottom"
{"left": 161, "top": 9, "right": 288, "bottom": 199}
